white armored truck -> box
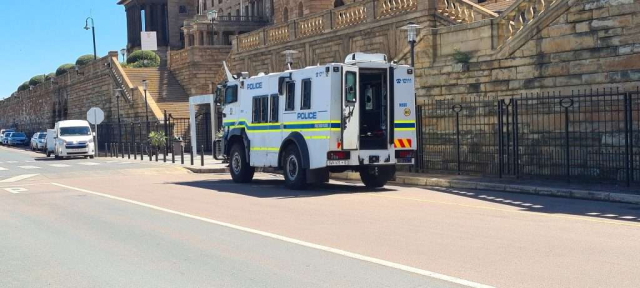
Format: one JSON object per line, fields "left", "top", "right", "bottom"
{"left": 217, "top": 53, "right": 416, "bottom": 189}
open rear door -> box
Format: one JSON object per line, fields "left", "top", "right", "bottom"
{"left": 342, "top": 66, "right": 359, "bottom": 150}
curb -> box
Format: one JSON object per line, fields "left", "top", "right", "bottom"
{"left": 330, "top": 172, "right": 640, "bottom": 205}
{"left": 184, "top": 167, "right": 228, "bottom": 174}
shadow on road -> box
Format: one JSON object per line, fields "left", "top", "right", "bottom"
{"left": 423, "top": 186, "right": 640, "bottom": 224}
{"left": 172, "top": 178, "right": 395, "bottom": 199}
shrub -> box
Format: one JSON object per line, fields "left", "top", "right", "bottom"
{"left": 149, "top": 131, "right": 167, "bottom": 148}
{"left": 452, "top": 49, "right": 471, "bottom": 64}
{"left": 129, "top": 59, "right": 160, "bottom": 68}
{"left": 45, "top": 73, "right": 56, "bottom": 81}
{"left": 17, "top": 81, "right": 30, "bottom": 92}
{"left": 29, "top": 75, "right": 46, "bottom": 86}
{"left": 127, "top": 50, "right": 160, "bottom": 65}
{"left": 75, "top": 54, "right": 96, "bottom": 66}
{"left": 56, "top": 63, "right": 76, "bottom": 76}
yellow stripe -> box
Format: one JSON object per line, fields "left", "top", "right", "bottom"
{"left": 395, "top": 128, "right": 416, "bottom": 131}
{"left": 402, "top": 139, "right": 410, "bottom": 148}
{"left": 394, "top": 120, "right": 416, "bottom": 124}
{"left": 394, "top": 140, "right": 401, "bottom": 147}
{"left": 305, "top": 135, "right": 330, "bottom": 140}
{"left": 250, "top": 147, "right": 279, "bottom": 151}
{"left": 284, "top": 128, "right": 340, "bottom": 132}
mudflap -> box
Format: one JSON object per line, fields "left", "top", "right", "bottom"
{"left": 307, "top": 167, "right": 329, "bottom": 184}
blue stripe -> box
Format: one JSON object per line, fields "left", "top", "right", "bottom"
{"left": 394, "top": 123, "right": 416, "bottom": 129}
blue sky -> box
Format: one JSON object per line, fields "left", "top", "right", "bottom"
{"left": 0, "top": 0, "right": 126, "bottom": 99}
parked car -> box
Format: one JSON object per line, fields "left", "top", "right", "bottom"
{"left": 0, "top": 129, "right": 14, "bottom": 145}
{"left": 7, "top": 132, "right": 28, "bottom": 146}
{"left": 1, "top": 131, "right": 14, "bottom": 145}
{"left": 31, "top": 132, "right": 47, "bottom": 151}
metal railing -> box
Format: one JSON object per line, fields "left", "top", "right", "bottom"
{"left": 416, "top": 88, "right": 640, "bottom": 186}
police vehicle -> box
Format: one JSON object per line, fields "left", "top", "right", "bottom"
{"left": 218, "top": 53, "right": 416, "bottom": 189}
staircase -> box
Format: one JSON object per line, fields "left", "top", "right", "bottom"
{"left": 122, "top": 68, "right": 191, "bottom": 119}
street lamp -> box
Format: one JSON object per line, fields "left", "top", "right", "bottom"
{"left": 120, "top": 49, "right": 127, "bottom": 63}
{"left": 281, "top": 50, "right": 299, "bottom": 70}
{"left": 207, "top": 9, "right": 218, "bottom": 22}
{"left": 84, "top": 17, "right": 97, "bottom": 60}
{"left": 114, "top": 89, "right": 123, "bottom": 145}
{"left": 400, "top": 22, "right": 421, "bottom": 68}
{"left": 142, "top": 80, "right": 149, "bottom": 132}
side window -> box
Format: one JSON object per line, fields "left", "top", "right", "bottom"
{"left": 252, "top": 97, "right": 260, "bottom": 123}
{"left": 345, "top": 71, "right": 356, "bottom": 103}
{"left": 285, "top": 82, "right": 296, "bottom": 111}
{"left": 270, "top": 94, "right": 279, "bottom": 123}
{"left": 260, "top": 97, "right": 269, "bottom": 123}
{"left": 225, "top": 85, "right": 238, "bottom": 104}
{"left": 301, "top": 79, "right": 311, "bottom": 110}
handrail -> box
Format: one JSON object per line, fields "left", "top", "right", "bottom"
{"left": 437, "top": 0, "right": 498, "bottom": 24}
{"left": 495, "top": 0, "right": 560, "bottom": 47}
{"left": 109, "top": 56, "right": 134, "bottom": 102}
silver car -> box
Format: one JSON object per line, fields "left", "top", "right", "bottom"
{"left": 31, "top": 132, "right": 47, "bottom": 151}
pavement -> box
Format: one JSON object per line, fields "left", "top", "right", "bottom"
{"left": 3, "top": 144, "right": 640, "bottom": 287}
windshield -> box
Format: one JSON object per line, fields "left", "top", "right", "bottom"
{"left": 60, "top": 127, "right": 91, "bottom": 136}
{"left": 13, "top": 133, "right": 25, "bottom": 137}
{"left": 4, "top": 132, "right": 12, "bottom": 137}
{"left": 38, "top": 134, "right": 46, "bottom": 139}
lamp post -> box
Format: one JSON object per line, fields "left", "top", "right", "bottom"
{"left": 142, "top": 80, "right": 149, "bottom": 133}
{"left": 120, "top": 49, "right": 126, "bottom": 63}
{"left": 281, "top": 50, "right": 299, "bottom": 70}
{"left": 207, "top": 9, "right": 218, "bottom": 45}
{"left": 84, "top": 17, "right": 97, "bottom": 60}
{"left": 401, "top": 22, "right": 421, "bottom": 68}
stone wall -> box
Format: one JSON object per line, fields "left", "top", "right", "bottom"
{"left": 0, "top": 52, "right": 159, "bottom": 129}
{"left": 411, "top": 0, "right": 640, "bottom": 100}
{"left": 168, "top": 45, "right": 232, "bottom": 95}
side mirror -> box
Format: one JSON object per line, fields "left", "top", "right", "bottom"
{"left": 92, "top": 132, "right": 96, "bottom": 136}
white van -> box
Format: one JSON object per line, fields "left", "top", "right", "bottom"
{"left": 51, "top": 120, "right": 95, "bottom": 159}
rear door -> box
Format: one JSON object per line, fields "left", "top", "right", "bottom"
{"left": 342, "top": 66, "right": 359, "bottom": 150}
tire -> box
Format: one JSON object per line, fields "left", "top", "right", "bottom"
{"left": 89, "top": 155, "right": 94, "bottom": 159}
{"left": 46, "top": 151, "right": 51, "bottom": 158}
{"left": 229, "top": 143, "right": 254, "bottom": 183}
{"left": 359, "top": 166, "right": 395, "bottom": 188}
{"left": 282, "top": 145, "right": 307, "bottom": 190}
{"left": 54, "top": 155, "right": 60, "bottom": 160}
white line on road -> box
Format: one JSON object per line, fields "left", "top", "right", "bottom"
{"left": 4, "top": 187, "right": 27, "bottom": 194}
{"left": 6, "top": 161, "right": 17, "bottom": 163}
{"left": 77, "top": 162, "right": 100, "bottom": 166}
{"left": 0, "top": 174, "right": 39, "bottom": 183}
{"left": 18, "top": 166, "right": 41, "bottom": 170}
{"left": 51, "top": 182, "right": 494, "bottom": 288}
{"left": 49, "top": 164, "right": 71, "bottom": 168}
{"left": 0, "top": 167, "right": 7, "bottom": 171}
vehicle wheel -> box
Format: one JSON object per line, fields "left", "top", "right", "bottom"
{"left": 229, "top": 143, "right": 254, "bottom": 183}
{"left": 359, "top": 166, "right": 395, "bottom": 188}
{"left": 89, "top": 155, "right": 94, "bottom": 159}
{"left": 283, "top": 145, "right": 307, "bottom": 190}
{"left": 54, "top": 155, "right": 60, "bottom": 160}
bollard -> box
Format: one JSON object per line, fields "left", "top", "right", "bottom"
{"left": 134, "top": 143, "right": 137, "bottom": 160}
{"left": 172, "top": 146, "right": 175, "bottom": 164}
{"left": 115, "top": 143, "right": 119, "bottom": 158}
{"left": 181, "top": 146, "right": 184, "bottom": 165}
{"left": 155, "top": 146, "right": 159, "bottom": 162}
{"left": 121, "top": 143, "right": 125, "bottom": 158}
{"left": 140, "top": 144, "right": 144, "bottom": 161}
{"left": 149, "top": 145, "right": 152, "bottom": 162}
{"left": 128, "top": 143, "right": 131, "bottom": 159}
{"left": 190, "top": 148, "right": 194, "bottom": 166}
{"left": 200, "top": 145, "right": 204, "bottom": 167}
{"left": 163, "top": 147, "right": 166, "bottom": 163}
{"left": 104, "top": 143, "right": 108, "bottom": 158}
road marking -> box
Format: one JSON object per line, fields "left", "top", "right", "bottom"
{"left": 18, "top": 166, "right": 40, "bottom": 170}
{"left": 51, "top": 182, "right": 493, "bottom": 288}
{"left": 49, "top": 164, "right": 71, "bottom": 168}
{"left": 4, "top": 187, "right": 27, "bottom": 194}
{"left": 6, "top": 161, "right": 17, "bottom": 163}
{"left": 368, "top": 193, "right": 640, "bottom": 228}
{"left": 78, "top": 162, "right": 100, "bottom": 166}
{"left": 0, "top": 167, "right": 7, "bottom": 171}
{"left": 0, "top": 174, "right": 39, "bottom": 183}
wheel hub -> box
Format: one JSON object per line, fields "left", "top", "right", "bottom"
{"left": 286, "top": 155, "right": 298, "bottom": 179}
{"left": 232, "top": 152, "right": 242, "bottom": 174}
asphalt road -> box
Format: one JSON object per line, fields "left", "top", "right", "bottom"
{"left": 1, "top": 145, "right": 639, "bottom": 288}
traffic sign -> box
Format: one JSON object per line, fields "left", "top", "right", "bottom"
{"left": 87, "top": 107, "right": 104, "bottom": 125}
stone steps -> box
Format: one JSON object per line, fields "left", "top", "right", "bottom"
{"left": 122, "top": 68, "right": 191, "bottom": 118}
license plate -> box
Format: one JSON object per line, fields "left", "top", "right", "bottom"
{"left": 68, "top": 149, "right": 86, "bottom": 152}
{"left": 397, "top": 158, "right": 413, "bottom": 164}
{"left": 327, "top": 160, "right": 349, "bottom": 166}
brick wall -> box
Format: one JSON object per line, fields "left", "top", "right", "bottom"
{"left": 168, "top": 45, "right": 232, "bottom": 95}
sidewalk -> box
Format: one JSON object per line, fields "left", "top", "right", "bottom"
{"left": 101, "top": 152, "right": 228, "bottom": 173}
{"left": 331, "top": 171, "right": 640, "bottom": 205}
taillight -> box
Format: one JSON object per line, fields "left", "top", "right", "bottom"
{"left": 327, "top": 151, "right": 350, "bottom": 160}
{"left": 395, "top": 150, "right": 415, "bottom": 158}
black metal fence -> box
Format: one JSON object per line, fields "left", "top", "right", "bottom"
{"left": 416, "top": 88, "right": 640, "bottom": 186}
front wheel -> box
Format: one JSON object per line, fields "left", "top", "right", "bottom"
{"left": 229, "top": 143, "right": 254, "bottom": 183}
{"left": 359, "top": 166, "right": 396, "bottom": 188}
{"left": 283, "top": 146, "right": 307, "bottom": 190}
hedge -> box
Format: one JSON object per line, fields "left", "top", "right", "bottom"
{"left": 75, "top": 54, "right": 96, "bottom": 66}
{"left": 29, "top": 75, "right": 46, "bottom": 86}
{"left": 45, "top": 73, "right": 56, "bottom": 80}
{"left": 127, "top": 50, "right": 160, "bottom": 65}
{"left": 56, "top": 63, "right": 76, "bottom": 76}
{"left": 17, "top": 81, "right": 30, "bottom": 92}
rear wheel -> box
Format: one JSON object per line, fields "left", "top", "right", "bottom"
{"left": 46, "top": 151, "right": 51, "bottom": 157}
{"left": 359, "top": 166, "right": 395, "bottom": 188}
{"left": 283, "top": 145, "right": 307, "bottom": 190}
{"left": 229, "top": 143, "right": 254, "bottom": 183}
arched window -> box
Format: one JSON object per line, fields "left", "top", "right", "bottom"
{"left": 334, "top": 0, "right": 345, "bottom": 8}
{"left": 283, "top": 7, "right": 289, "bottom": 22}
{"left": 297, "top": 2, "right": 303, "bottom": 18}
